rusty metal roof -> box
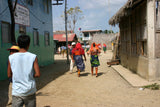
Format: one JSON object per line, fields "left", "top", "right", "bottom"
{"left": 53, "top": 33, "right": 77, "bottom": 42}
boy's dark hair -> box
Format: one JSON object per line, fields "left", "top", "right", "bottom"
{"left": 18, "top": 35, "right": 30, "bottom": 49}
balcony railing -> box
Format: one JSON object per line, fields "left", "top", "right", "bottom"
{"left": 82, "top": 37, "right": 91, "bottom": 41}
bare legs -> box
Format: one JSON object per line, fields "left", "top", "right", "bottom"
{"left": 95, "top": 67, "right": 98, "bottom": 77}
{"left": 91, "top": 67, "right": 98, "bottom": 77}
{"left": 78, "top": 69, "right": 80, "bottom": 77}
{"left": 91, "top": 67, "right": 94, "bottom": 76}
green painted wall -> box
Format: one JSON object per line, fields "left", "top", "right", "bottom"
{"left": 0, "top": 31, "right": 54, "bottom": 80}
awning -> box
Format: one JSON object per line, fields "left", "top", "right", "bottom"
{"left": 53, "top": 33, "right": 77, "bottom": 42}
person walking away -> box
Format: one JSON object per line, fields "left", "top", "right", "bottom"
{"left": 87, "top": 42, "right": 101, "bottom": 77}
{"left": 103, "top": 43, "right": 107, "bottom": 53}
{"left": 112, "top": 42, "right": 114, "bottom": 51}
{"left": 7, "top": 45, "right": 20, "bottom": 106}
{"left": 72, "top": 43, "right": 86, "bottom": 77}
{"left": 98, "top": 43, "right": 102, "bottom": 50}
{"left": 58, "top": 46, "right": 61, "bottom": 55}
{"left": 64, "top": 46, "right": 67, "bottom": 56}
{"left": 7, "top": 35, "right": 40, "bottom": 107}
{"left": 61, "top": 45, "right": 65, "bottom": 58}
{"left": 86, "top": 43, "right": 90, "bottom": 52}
{"left": 69, "top": 42, "right": 76, "bottom": 73}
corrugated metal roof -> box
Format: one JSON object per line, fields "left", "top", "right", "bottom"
{"left": 53, "top": 33, "right": 77, "bottom": 42}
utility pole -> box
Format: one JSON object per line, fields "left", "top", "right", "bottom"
{"left": 52, "top": 0, "right": 69, "bottom": 64}
{"left": 65, "top": 0, "right": 69, "bottom": 64}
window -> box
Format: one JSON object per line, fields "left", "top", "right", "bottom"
{"left": 33, "top": 29, "right": 39, "bottom": 46}
{"left": 19, "top": 25, "right": 26, "bottom": 34}
{"left": 84, "top": 33, "right": 89, "bottom": 37}
{"left": 43, "top": 0, "right": 49, "bottom": 14}
{"left": 1, "top": 22, "right": 11, "bottom": 43}
{"left": 27, "top": 0, "right": 33, "bottom": 5}
{"left": 44, "top": 32, "right": 50, "bottom": 46}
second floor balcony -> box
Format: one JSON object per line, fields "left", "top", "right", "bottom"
{"left": 82, "top": 36, "right": 91, "bottom": 41}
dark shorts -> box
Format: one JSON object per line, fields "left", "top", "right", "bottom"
{"left": 12, "top": 94, "right": 36, "bottom": 107}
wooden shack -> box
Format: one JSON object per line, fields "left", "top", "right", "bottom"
{"left": 109, "top": 0, "right": 160, "bottom": 81}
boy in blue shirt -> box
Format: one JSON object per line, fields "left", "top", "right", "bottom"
{"left": 7, "top": 35, "right": 40, "bottom": 107}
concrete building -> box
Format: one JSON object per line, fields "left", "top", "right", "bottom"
{"left": 81, "top": 30, "right": 102, "bottom": 44}
{"left": 0, "top": 0, "right": 54, "bottom": 80}
{"left": 109, "top": 0, "right": 160, "bottom": 81}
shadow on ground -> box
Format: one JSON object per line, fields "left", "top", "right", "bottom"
{"left": 80, "top": 73, "right": 90, "bottom": 77}
{"left": 36, "top": 60, "right": 70, "bottom": 90}
{"left": 0, "top": 80, "right": 9, "bottom": 107}
{"left": 0, "top": 59, "right": 69, "bottom": 106}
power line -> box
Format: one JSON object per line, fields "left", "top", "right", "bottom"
{"left": 0, "top": 6, "right": 8, "bottom": 16}
{"left": 20, "top": 0, "right": 46, "bottom": 24}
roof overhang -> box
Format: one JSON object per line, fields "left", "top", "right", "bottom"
{"left": 109, "top": 0, "right": 146, "bottom": 26}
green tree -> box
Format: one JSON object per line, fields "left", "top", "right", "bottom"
{"left": 104, "top": 30, "right": 108, "bottom": 34}
{"left": 62, "top": 6, "right": 83, "bottom": 33}
{"left": 103, "top": 29, "right": 114, "bottom": 34}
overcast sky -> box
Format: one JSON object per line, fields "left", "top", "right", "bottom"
{"left": 52, "top": 0, "right": 128, "bottom": 33}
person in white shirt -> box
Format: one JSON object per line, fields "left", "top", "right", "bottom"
{"left": 8, "top": 35, "right": 40, "bottom": 107}
{"left": 69, "top": 42, "right": 76, "bottom": 73}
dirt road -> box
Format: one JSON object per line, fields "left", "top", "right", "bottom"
{"left": 36, "top": 51, "right": 160, "bottom": 107}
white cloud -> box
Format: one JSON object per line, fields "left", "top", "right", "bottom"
{"left": 53, "top": 0, "right": 128, "bottom": 32}
{"left": 76, "top": 0, "right": 128, "bottom": 32}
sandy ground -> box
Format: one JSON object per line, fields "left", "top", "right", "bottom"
{"left": 35, "top": 51, "right": 160, "bottom": 107}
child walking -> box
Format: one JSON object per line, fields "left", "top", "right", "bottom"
{"left": 7, "top": 35, "right": 40, "bottom": 107}
{"left": 7, "top": 45, "right": 20, "bottom": 106}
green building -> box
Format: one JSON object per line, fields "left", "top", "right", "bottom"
{"left": 0, "top": 0, "right": 54, "bottom": 80}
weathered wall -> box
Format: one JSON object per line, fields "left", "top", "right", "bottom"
{"left": 0, "top": 0, "right": 54, "bottom": 80}
{"left": 155, "top": 31, "right": 160, "bottom": 58}
{"left": 120, "top": 53, "right": 149, "bottom": 79}
{"left": 154, "top": 59, "right": 160, "bottom": 80}
{"left": 89, "top": 33, "right": 118, "bottom": 50}
{"left": 119, "top": 1, "right": 151, "bottom": 80}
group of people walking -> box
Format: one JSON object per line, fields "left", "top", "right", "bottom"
{"left": 69, "top": 42, "right": 103, "bottom": 77}
{"left": 6, "top": 36, "right": 107, "bottom": 106}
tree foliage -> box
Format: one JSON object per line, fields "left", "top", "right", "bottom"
{"left": 61, "top": 6, "right": 83, "bottom": 33}
{"left": 103, "top": 29, "right": 114, "bottom": 34}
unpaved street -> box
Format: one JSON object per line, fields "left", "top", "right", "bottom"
{"left": 35, "top": 51, "right": 160, "bottom": 107}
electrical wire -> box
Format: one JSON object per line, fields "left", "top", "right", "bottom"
{"left": 0, "top": 6, "right": 9, "bottom": 16}
{"left": 20, "top": 0, "right": 46, "bottom": 24}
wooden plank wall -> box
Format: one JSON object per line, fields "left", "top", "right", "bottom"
{"left": 156, "top": 1, "right": 160, "bottom": 58}
{"left": 120, "top": 1, "right": 147, "bottom": 57}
